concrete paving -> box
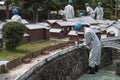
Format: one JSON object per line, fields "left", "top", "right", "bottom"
{"left": 77, "top": 61, "right": 120, "bottom": 80}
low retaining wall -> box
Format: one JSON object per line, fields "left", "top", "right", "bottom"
{"left": 0, "top": 64, "right": 5, "bottom": 74}
{"left": 15, "top": 46, "right": 113, "bottom": 80}
{"left": 0, "top": 41, "right": 75, "bottom": 74}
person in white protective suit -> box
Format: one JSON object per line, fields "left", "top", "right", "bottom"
{"left": 74, "top": 22, "right": 101, "bottom": 74}
{"left": 11, "top": 8, "right": 22, "bottom": 22}
{"left": 94, "top": 2, "right": 104, "bottom": 20}
{"left": 85, "top": 3, "right": 95, "bottom": 19}
{"left": 64, "top": 0, "right": 74, "bottom": 19}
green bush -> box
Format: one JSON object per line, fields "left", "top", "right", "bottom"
{"left": 110, "top": 15, "right": 118, "bottom": 21}
{"left": 104, "top": 10, "right": 112, "bottom": 19}
{"left": 2, "top": 22, "right": 26, "bottom": 51}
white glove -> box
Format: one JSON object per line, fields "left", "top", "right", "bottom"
{"left": 76, "top": 42, "right": 86, "bottom": 49}
{"left": 78, "top": 44, "right": 85, "bottom": 48}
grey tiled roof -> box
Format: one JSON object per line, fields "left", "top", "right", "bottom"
{"left": 112, "top": 23, "right": 120, "bottom": 29}
{"left": 47, "top": 20, "right": 63, "bottom": 24}
{"left": 36, "top": 22, "right": 50, "bottom": 27}
{"left": 50, "top": 28, "right": 62, "bottom": 33}
{"left": 79, "top": 16, "right": 98, "bottom": 24}
{"left": 6, "top": 19, "right": 29, "bottom": 24}
{"left": 68, "top": 30, "right": 84, "bottom": 36}
{"left": 91, "top": 28, "right": 101, "bottom": 33}
{"left": 56, "top": 21, "right": 90, "bottom": 26}
{"left": 25, "top": 24, "right": 49, "bottom": 30}
{"left": 107, "top": 31, "right": 115, "bottom": 34}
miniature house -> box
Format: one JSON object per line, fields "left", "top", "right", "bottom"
{"left": 50, "top": 28, "right": 63, "bottom": 39}
{"left": 97, "top": 20, "right": 115, "bottom": 34}
{"left": 50, "top": 21, "right": 76, "bottom": 38}
{"left": 68, "top": 30, "right": 84, "bottom": 41}
{"left": 23, "top": 33, "right": 29, "bottom": 43}
{"left": 98, "top": 24, "right": 107, "bottom": 34}
{"left": 68, "top": 27, "right": 101, "bottom": 41}
{"left": 107, "top": 23, "right": 120, "bottom": 37}
{"left": 50, "top": 21, "right": 89, "bottom": 39}
{"left": 46, "top": 20, "right": 63, "bottom": 25}
{"left": 107, "top": 31, "right": 115, "bottom": 37}
{"left": 25, "top": 24, "right": 50, "bottom": 42}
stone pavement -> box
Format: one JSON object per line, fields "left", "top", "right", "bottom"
{"left": 77, "top": 61, "right": 120, "bottom": 80}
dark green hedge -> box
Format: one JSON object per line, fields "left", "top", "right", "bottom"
{"left": 2, "top": 22, "right": 26, "bottom": 51}
{"left": 104, "top": 10, "right": 112, "bottom": 19}
{"left": 110, "top": 15, "right": 118, "bottom": 21}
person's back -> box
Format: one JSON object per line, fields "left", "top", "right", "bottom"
{"left": 11, "top": 8, "right": 22, "bottom": 22}
{"left": 64, "top": 4, "right": 74, "bottom": 19}
{"left": 11, "top": 14, "right": 22, "bottom": 22}
{"left": 86, "top": 6, "right": 94, "bottom": 14}
{"left": 85, "top": 3, "right": 95, "bottom": 19}
{"left": 94, "top": 6, "right": 103, "bottom": 19}
{"left": 84, "top": 28, "right": 101, "bottom": 49}
{"left": 64, "top": 0, "right": 74, "bottom": 19}
{"left": 84, "top": 27, "right": 101, "bottom": 74}
{"left": 94, "top": 2, "right": 104, "bottom": 20}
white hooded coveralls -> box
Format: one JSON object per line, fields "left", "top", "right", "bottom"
{"left": 11, "top": 14, "right": 22, "bottom": 22}
{"left": 86, "top": 6, "right": 95, "bottom": 19}
{"left": 84, "top": 28, "right": 101, "bottom": 68}
{"left": 64, "top": 4, "right": 74, "bottom": 19}
{"left": 94, "top": 6, "right": 104, "bottom": 20}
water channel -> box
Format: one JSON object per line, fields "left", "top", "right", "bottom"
{"left": 77, "top": 61, "right": 120, "bottom": 80}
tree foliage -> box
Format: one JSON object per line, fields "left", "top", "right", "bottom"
{"left": 22, "top": 0, "right": 44, "bottom": 22}
{"left": 74, "top": 0, "right": 88, "bottom": 10}
{"left": 3, "top": 0, "right": 116, "bottom": 21}
{"left": 89, "top": 0, "right": 114, "bottom": 11}
{"left": 2, "top": 22, "right": 26, "bottom": 51}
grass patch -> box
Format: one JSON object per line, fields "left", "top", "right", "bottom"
{"left": 0, "top": 40, "right": 65, "bottom": 61}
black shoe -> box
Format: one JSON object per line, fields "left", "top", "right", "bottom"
{"left": 95, "top": 65, "right": 99, "bottom": 72}
{"left": 87, "top": 67, "right": 95, "bottom": 74}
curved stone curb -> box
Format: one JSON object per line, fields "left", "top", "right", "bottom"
{"left": 14, "top": 46, "right": 76, "bottom": 80}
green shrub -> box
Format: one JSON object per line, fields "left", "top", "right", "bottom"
{"left": 104, "top": 10, "right": 112, "bottom": 19}
{"left": 2, "top": 22, "right": 26, "bottom": 51}
{"left": 110, "top": 15, "right": 118, "bottom": 21}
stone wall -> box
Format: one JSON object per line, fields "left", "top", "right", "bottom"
{"left": 25, "top": 47, "right": 113, "bottom": 80}
{"left": 111, "top": 48, "right": 120, "bottom": 60}
{"left": 100, "top": 47, "right": 113, "bottom": 68}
